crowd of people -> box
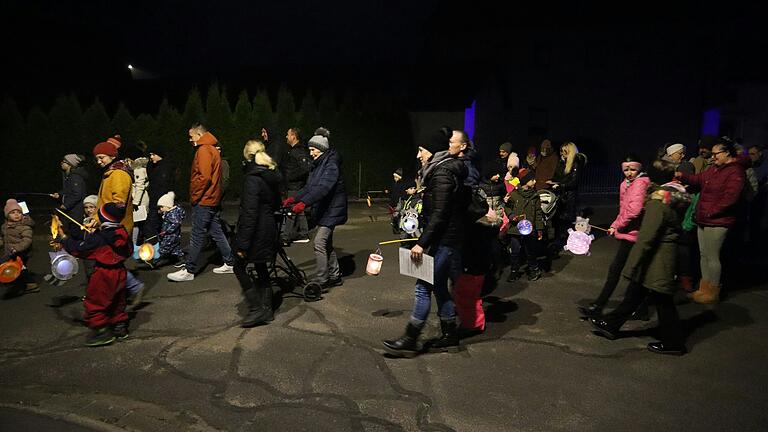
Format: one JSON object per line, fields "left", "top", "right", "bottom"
{"left": 1, "top": 123, "right": 766, "bottom": 355}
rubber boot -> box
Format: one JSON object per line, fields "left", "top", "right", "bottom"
{"left": 382, "top": 323, "right": 422, "bottom": 358}
{"left": 692, "top": 280, "right": 720, "bottom": 304}
{"left": 241, "top": 284, "right": 273, "bottom": 328}
{"left": 430, "top": 319, "right": 460, "bottom": 351}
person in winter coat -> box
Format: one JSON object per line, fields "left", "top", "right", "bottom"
{"left": 154, "top": 192, "right": 185, "bottom": 267}
{"left": 548, "top": 141, "right": 587, "bottom": 250}
{"left": 580, "top": 155, "right": 650, "bottom": 317}
{"left": 56, "top": 202, "right": 133, "bottom": 347}
{"left": 1, "top": 199, "right": 37, "bottom": 296}
{"left": 503, "top": 169, "right": 545, "bottom": 282}
{"left": 480, "top": 142, "right": 512, "bottom": 205}
{"left": 590, "top": 181, "right": 691, "bottom": 356}
{"left": 383, "top": 128, "right": 468, "bottom": 358}
{"left": 50, "top": 154, "right": 88, "bottom": 233}
{"left": 280, "top": 127, "right": 311, "bottom": 244}
{"left": 93, "top": 136, "right": 134, "bottom": 233}
{"left": 167, "top": 124, "right": 234, "bottom": 282}
{"left": 145, "top": 146, "right": 174, "bottom": 241}
{"left": 283, "top": 127, "right": 348, "bottom": 290}
{"left": 130, "top": 157, "right": 150, "bottom": 244}
{"left": 676, "top": 136, "right": 746, "bottom": 304}
{"left": 233, "top": 140, "right": 282, "bottom": 327}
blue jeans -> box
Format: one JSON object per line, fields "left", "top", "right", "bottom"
{"left": 410, "top": 245, "right": 462, "bottom": 326}
{"left": 186, "top": 205, "right": 233, "bottom": 274}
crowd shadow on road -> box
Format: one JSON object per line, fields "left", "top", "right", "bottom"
{"left": 462, "top": 297, "right": 543, "bottom": 346}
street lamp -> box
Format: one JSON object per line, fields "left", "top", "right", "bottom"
{"left": 128, "top": 64, "right": 134, "bottom": 70}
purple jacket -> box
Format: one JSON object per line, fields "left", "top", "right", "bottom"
{"left": 610, "top": 176, "right": 649, "bottom": 242}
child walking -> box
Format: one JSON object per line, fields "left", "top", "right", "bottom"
{"left": 503, "top": 170, "right": 545, "bottom": 282}
{"left": 1, "top": 199, "right": 38, "bottom": 296}
{"left": 155, "top": 192, "right": 185, "bottom": 267}
{"left": 56, "top": 202, "right": 133, "bottom": 346}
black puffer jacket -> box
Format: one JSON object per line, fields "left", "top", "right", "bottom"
{"left": 147, "top": 159, "right": 174, "bottom": 204}
{"left": 234, "top": 162, "right": 282, "bottom": 263}
{"left": 552, "top": 153, "right": 587, "bottom": 221}
{"left": 296, "top": 149, "right": 348, "bottom": 227}
{"left": 60, "top": 167, "right": 88, "bottom": 218}
{"left": 479, "top": 156, "right": 508, "bottom": 197}
{"left": 417, "top": 151, "right": 468, "bottom": 253}
{"left": 281, "top": 143, "right": 311, "bottom": 194}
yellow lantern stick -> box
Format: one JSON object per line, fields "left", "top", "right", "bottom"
{"left": 378, "top": 238, "right": 418, "bottom": 246}
{"left": 55, "top": 208, "right": 92, "bottom": 232}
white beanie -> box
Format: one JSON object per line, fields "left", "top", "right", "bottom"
{"left": 158, "top": 191, "right": 175, "bottom": 208}
{"left": 666, "top": 143, "right": 685, "bottom": 156}
{"left": 83, "top": 195, "right": 98, "bottom": 206}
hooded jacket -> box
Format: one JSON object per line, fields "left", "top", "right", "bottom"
{"left": 1, "top": 215, "right": 34, "bottom": 256}
{"left": 234, "top": 162, "right": 283, "bottom": 263}
{"left": 610, "top": 175, "right": 650, "bottom": 242}
{"left": 97, "top": 160, "right": 134, "bottom": 233}
{"left": 61, "top": 166, "right": 89, "bottom": 219}
{"left": 189, "top": 132, "right": 223, "bottom": 207}
{"left": 417, "top": 151, "right": 468, "bottom": 252}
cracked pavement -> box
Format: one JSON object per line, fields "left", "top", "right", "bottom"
{"left": 1, "top": 203, "right": 767, "bottom": 431}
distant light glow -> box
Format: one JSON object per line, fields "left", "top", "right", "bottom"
{"left": 128, "top": 64, "right": 134, "bottom": 70}
{"left": 701, "top": 108, "right": 720, "bottom": 136}
{"left": 463, "top": 99, "right": 476, "bottom": 140}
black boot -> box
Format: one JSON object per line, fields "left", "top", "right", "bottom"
{"left": 430, "top": 319, "right": 460, "bottom": 351}
{"left": 578, "top": 303, "right": 603, "bottom": 318}
{"left": 589, "top": 316, "right": 622, "bottom": 340}
{"left": 241, "top": 284, "right": 274, "bottom": 328}
{"left": 382, "top": 323, "right": 422, "bottom": 358}
{"left": 630, "top": 300, "right": 651, "bottom": 321}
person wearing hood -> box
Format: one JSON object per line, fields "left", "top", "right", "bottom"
{"left": 2, "top": 199, "right": 37, "bottom": 296}
{"left": 168, "top": 123, "right": 234, "bottom": 282}
{"left": 283, "top": 127, "right": 348, "bottom": 290}
{"left": 590, "top": 168, "right": 692, "bottom": 356}
{"left": 233, "top": 140, "right": 283, "bottom": 327}
{"left": 580, "top": 155, "right": 650, "bottom": 318}
{"left": 382, "top": 128, "right": 468, "bottom": 358}
{"left": 93, "top": 136, "right": 134, "bottom": 233}
{"left": 50, "top": 153, "right": 89, "bottom": 233}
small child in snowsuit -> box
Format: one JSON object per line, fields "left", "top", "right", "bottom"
{"left": 57, "top": 202, "right": 132, "bottom": 346}
{"left": 1, "top": 199, "right": 37, "bottom": 296}
{"left": 155, "top": 192, "right": 185, "bottom": 267}
{"left": 503, "top": 170, "right": 545, "bottom": 282}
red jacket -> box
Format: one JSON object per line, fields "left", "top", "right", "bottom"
{"left": 189, "top": 132, "right": 223, "bottom": 206}
{"left": 680, "top": 159, "right": 745, "bottom": 227}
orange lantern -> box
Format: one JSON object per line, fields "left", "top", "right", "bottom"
{"left": 138, "top": 243, "right": 156, "bottom": 262}
{"left": 0, "top": 256, "right": 24, "bottom": 283}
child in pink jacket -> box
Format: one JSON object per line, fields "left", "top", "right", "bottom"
{"left": 580, "top": 155, "right": 650, "bottom": 317}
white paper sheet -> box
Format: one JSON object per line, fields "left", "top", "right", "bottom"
{"left": 398, "top": 247, "right": 434, "bottom": 284}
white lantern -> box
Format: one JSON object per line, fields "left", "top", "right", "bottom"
{"left": 366, "top": 253, "right": 384, "bottom": 276}
{"left": 49, "top": 251, "right": 79, "bottom": 280}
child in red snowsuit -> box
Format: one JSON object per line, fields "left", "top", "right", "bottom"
{"left": 57, "top": 202, "right": 132, "bottom": 346}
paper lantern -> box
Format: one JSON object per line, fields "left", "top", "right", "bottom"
{"left": 0, "top": 257, "right": 23, "bottom": 283}
{"left": 401, "top": 210, "right": 419, "bottom": 235}
{"left": 366, "top": 253, "right": 384, "bottom": 276}
{"left": 138, "top": 243, "right": 156, "bottom": 261}
{"left": 517, "top": 219, "right": 533, "bottom": 235}
{"left": 49, "top": 251, "right": 79, "bottom": 280}
{"left": 564, "top": 229, "right": 595, "bottom": 256}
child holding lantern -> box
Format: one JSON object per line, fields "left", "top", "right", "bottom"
{"left": 503, "top": 169, "right": 545, "bottom": 282}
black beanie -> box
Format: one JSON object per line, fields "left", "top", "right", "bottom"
{"left": 423, "top": 128, "right": 451, "bottom": 155}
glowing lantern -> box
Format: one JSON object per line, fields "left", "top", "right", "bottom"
{"left": 138, "top": 243, "right": 156, "bottom": 261}
{"left": 517, "top": 219, "right": 533, "bottom": 235}
{"left": 0, "top": 256, "right": 23, "bottom": 283}
{"left": 49, "top": 251, "right": 79, "bottom": 280}
{"left": 366, "top": 253, "right": 384, "bottom": 276}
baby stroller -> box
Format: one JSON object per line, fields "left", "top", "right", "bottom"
{"left": 270, "top": 207, "right": 322, "bottom": 301}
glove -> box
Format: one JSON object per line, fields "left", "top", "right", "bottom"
{"left": 292, "top": 202, "right": 306, "bottom": 214}
{"left": 282, "top": 197, "right": 296, "bottom": 207}
{"left": 537, "top": 230, "right": 543, "bottom": 241}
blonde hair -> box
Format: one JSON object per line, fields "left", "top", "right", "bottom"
{"left": 243, "top": 139, "right": 277, "bottom": 170}
{"left": 561, "top": 142, "right": 579, "bottom": 174}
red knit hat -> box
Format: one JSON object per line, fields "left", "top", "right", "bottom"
{"left": 93, "top": 142, "right": 118, "bottom": 157}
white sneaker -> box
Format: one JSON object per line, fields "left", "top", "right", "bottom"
{"left": 293, "top": 238, "right": 311, "bottom": 243}
{"left": 213, "top": 263, "right": 234, "bottom": 274}
{"left": 167, "top": 268, "right": 194, "bottom": 282}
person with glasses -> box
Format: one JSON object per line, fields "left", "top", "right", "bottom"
{"left": 676, "top": 137, "right": 746, "bottom": 304}
{"left": 580, "top": 155, "right": 649, "bottom": 317}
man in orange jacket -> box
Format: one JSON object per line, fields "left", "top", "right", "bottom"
{"left": 168, "top": 123, "right": 234, "bottom": 282}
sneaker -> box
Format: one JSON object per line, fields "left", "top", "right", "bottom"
{"left": 506, "top": 270, "right": 522, "bottom": 282}
{"left": 112, "top": 322, "right": 129, "bottom": 340}
{"left": 173, "top": 262, "right": 186, "bottom": 268}
{"left": 167, "top": 268, "right": 194, "bottom": 282}
{"left": 325, "top": 278, "right": 343, "bottom": 288}
{"left": 293, "top": 238, "right": 311, "bottom": 243}
{"left": 527, "top": 268, "right": 542, "bottom": 281}
{"left": 85, "top": 327, "right": 115, "bottom": 347}
{"left": 213, "top": 263, "right": 234, "bottom": 274}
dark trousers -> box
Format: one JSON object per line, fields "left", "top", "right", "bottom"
{"left": 508, "top": 234, "right": 543, "bottom": 271}
{"left": 144, "top": 204, "right": 161, "bottom": 241}
{"left": 594, "top": 239, "right": 634, "bottom": 306}
{"left": 605, "top": 284, "right": 684, "bottom": 347}
{"left": 677, "top": 229, "right": 700, "bottom": 280}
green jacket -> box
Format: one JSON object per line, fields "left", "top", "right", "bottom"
{"left": 504, "top": 188, "right": 544, "bottom": 236}
{"left": 621, "top": 189, "right": 689, "bottom": 294}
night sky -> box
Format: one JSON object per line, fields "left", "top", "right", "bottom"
{"left": 3, "top": 1, "right": 767, "bottom": 111}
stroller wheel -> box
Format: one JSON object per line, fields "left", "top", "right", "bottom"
{"left": 303, "top": 282, "right": 323, "bottom": 302}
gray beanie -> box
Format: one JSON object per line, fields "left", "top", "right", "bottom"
{"left": 63, "top": 154, "right": 84, "bottom": 167}
{"left": 308, "top": 135, "right": 330, "bottom": 152}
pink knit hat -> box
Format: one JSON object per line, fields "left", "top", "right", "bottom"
{"left": 4, "top": 199, "right": 22, "bottom": 217}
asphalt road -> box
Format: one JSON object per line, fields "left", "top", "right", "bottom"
{"left": 1, "top": 202, "right": 767, "bottom": 431}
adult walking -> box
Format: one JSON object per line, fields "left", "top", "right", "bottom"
{"left": 279, "top": 127, "right": 311, "bottom": 244}
{"left": 233, "top": 140, "right": 282, "bottom": 327}
{"left": 167, "top": 124, "right": 234, "bottom": 282}
{"left": 677, "top": 137, "right": 746, "bottom": 304}
{"left": 144, "top": 145, "right": 174, "bottom": 241}
{"left": 283, "top": 127, "right": 347, "bottom": 290}
{"left": 382, "top": 129, "right": 468, "bottom": 358}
